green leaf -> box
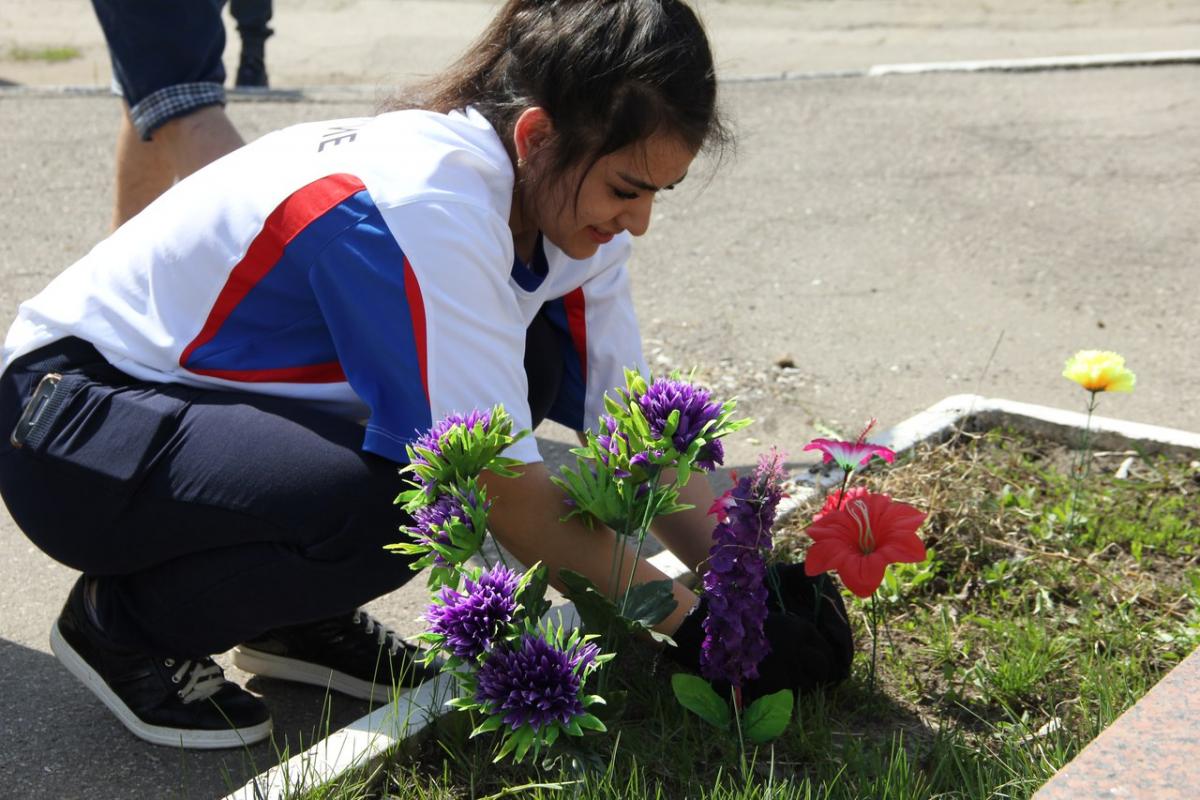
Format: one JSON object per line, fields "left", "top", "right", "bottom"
{"left": 662, "top": 408, "right": 681, "bottom": 440}
{"left": 671, "top": 673, "right": 730, "bottom": 730}
{"left": 574, "top": 713, "right": 607, "bottom": 732}
{"left": 621, "top": 580, "right": 679, "bottom": 628}
{"left": 559, "top": 569, "right": 622, "bottom": 636}
{"left": 513, "top": 729, "right": 533, "bottom": 763}
{"left": 493, "top": 732, "right": 519, "bottom": 763}
{"left": 743, "top": 689, "right": 794, "bottom": 743}
{"left": 471, "top": 715, "right": 506, "bottom": 738}
{"left": 514, "top": 562, "right": 551, "bottom": 624}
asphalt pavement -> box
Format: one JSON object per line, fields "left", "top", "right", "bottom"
{"left": 1, "top": 2, "right": 1199, "bottom": 797}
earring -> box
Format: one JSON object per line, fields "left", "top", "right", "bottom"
{"left": 517, "top": 156, "right": 526, "bottom": 169}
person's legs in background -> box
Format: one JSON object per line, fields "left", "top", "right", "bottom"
{"left": 113, "top": 104, "right": 242, "bottom": 227}
{"left": 229, "top": 0, "right": 273, "bottom": 88}
{"left": 91, "top": 0, "right": 245, "bottom": 228}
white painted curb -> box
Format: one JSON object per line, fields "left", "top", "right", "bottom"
{"left": 866, "top": 49, "right": 1200, "bottom": 76}
{"left": 8, "top": 49, "right": 1200, "bottom": 106}
{"left": 223, "top": 395, "right": 1200, "bottom": 799}
{"left": 225, "top": 672, "right": 457, "bottom": 800}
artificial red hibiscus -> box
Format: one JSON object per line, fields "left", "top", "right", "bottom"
{"left": 804, "top": 491, "right": 927, "bottom": 598}
{"left": 812, "top": 485, "right": 869, "bottom": 522}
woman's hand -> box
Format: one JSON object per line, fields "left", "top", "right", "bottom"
{"left": 666, "top": 592, "right": 854, "bottom": 702}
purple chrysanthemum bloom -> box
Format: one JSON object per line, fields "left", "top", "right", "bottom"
{"left": 475, "top": 633, "right": 599, "bottom": 731}
{"left": 425, "top": 565, "right": 519, "bottom": 660}
{"left": 637, "top": 378, "right": 722, "bottom": 453}
{"left": 700, "top": 450, "right": 787, "bottom": 689}
{"left": 407, "top": 493, "right": 475, "bottom": 567}
{"left": 413, "top": 410, "right": 493, "bottom": 465}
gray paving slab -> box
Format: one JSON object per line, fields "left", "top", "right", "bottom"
{"left": 1, "top": 2, "right": 1199, "bottom": 796}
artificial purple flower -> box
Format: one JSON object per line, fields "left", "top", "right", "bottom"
{"left": 406, "top": 493, "right": 473, "bottom": 567}
{"left": 637, "top": 377, "right": 722, "bottom": 453}
{"left": 475, "top": 633, "right": 599, "bottom": 731}
{"left": 413, "top": 410, "right": 493, "bottom": 464}
{"left": 700, "top": 450, "right": 787, "bottom": 690}
{"left": 694, "top": 438, "right": 725, "bottom": 473}
{"left": 425, "top": 565, "right": 519, "bottom": 660}
{"left": 594, "top": 415, "right": 633, "bottom": 477}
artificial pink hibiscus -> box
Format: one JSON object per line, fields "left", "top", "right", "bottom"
{"left": 804, "top": 491, "right": 927, "bottom": 598}
{"left": 803, "top": 419, "right": 895, "bottom": 473}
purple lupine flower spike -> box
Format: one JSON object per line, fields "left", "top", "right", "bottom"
{"left": 425, "top": 565, "right": 519, "bottom": 660}
{"left": 699, "top": 450, "right": 787, "bottom": 690}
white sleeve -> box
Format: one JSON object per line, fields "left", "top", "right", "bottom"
{"left": 379, "top": 199, "right": 542, "bottom": 464}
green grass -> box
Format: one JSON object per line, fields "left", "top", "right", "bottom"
{"left": 8, "top": 45, "right": 82, "bottom": 63}
{"left": 300, "top": 427, "right": 1199, "bottom": 799}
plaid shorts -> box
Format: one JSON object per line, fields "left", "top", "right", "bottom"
{"left": 127, "top": 82, "right": 227, "bottom": 140}
{"left": 91, "top": 0, "right": 228, "bottom": 139}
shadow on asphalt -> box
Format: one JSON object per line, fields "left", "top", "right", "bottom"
{"left": 0, "top": 635, "right": 390, "bottom": 799}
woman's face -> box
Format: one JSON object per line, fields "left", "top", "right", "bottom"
{"left": 531, "top": 132, "right": 696, "bottom": 260}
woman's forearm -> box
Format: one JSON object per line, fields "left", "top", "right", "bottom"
{"left": 650, "top": 468, "right": 717, "bottom": 575}
{"left": 482, "top": 462, "right": 699, "bottom": 635}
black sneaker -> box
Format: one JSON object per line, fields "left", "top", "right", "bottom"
{"left": 49, "top": 578, "right": 272, "bottom": 749}
{"left": 233, "top": 610, "right": 439, "bottom": 703}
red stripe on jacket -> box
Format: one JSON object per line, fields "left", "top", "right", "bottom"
{"left": 563, "top": 287, "right": 588, "bottom": 380}
{"left": 402, "top": 256, "right": 429, "bottom": 402}
{"left": 178, "top": 173, "right": 366, "bottom": 382}
{"left": 184, "top": 362, "right": 347, "bottom": 383}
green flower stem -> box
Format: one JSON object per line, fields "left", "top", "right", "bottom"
{"left": 809, "top": 574, "right": 826, "bottom": 624}
{"left": 493, "top": 536, "right": 510, "bottom": 570}
{"left": 599, "top": 489, "right": 637, "bottom": 695}
{"left": 609, "top": 490, "right": 636, "bottom": 603}
{"left": 836, "top": 470, "right": 852, "bottom": 507}
{"left": 620, "top": 470, "right": 666, "bottom": 614}
{"left": 731, "top": 685, "right": 747, "bottom": 776}
{"left": 1065, "top": 391, "right": 1099, "bottom": 536}
{"left": 869, "top": 593, "right": 880, "bottom": 692}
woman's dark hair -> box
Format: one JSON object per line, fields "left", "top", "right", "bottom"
{"left": 387, "top": 0, "right": 729, "bottom": 194}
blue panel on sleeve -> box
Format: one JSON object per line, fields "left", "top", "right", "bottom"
{"left": 540, "top": 296, "right": 587, "bottom": 431}
{"left": 308, "top": 198, "right": 432, "bottom": 463}
{"left": 184, "top": 197, "right": 367, "bottom": 373}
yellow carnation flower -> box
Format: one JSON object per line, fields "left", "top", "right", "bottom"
{"left": 1062, "top": 350, "right": 1136, "bottom": 393}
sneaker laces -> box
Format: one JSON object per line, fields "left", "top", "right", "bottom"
{"left": 166, "top": 658, "right": 226, "bottom": 704}
{"left": 351, "top": 610, "right": 406, "bottom": 656}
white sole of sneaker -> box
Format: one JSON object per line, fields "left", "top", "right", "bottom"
{"left": 231, "top": 646, "right": 396, "bottom": 704}
{"left": 50, "top": 622, "right": 273, "bottom": 750}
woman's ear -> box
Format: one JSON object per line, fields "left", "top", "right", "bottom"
{"left": 512, "top": 107, "right": 554, "bottom": 162}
